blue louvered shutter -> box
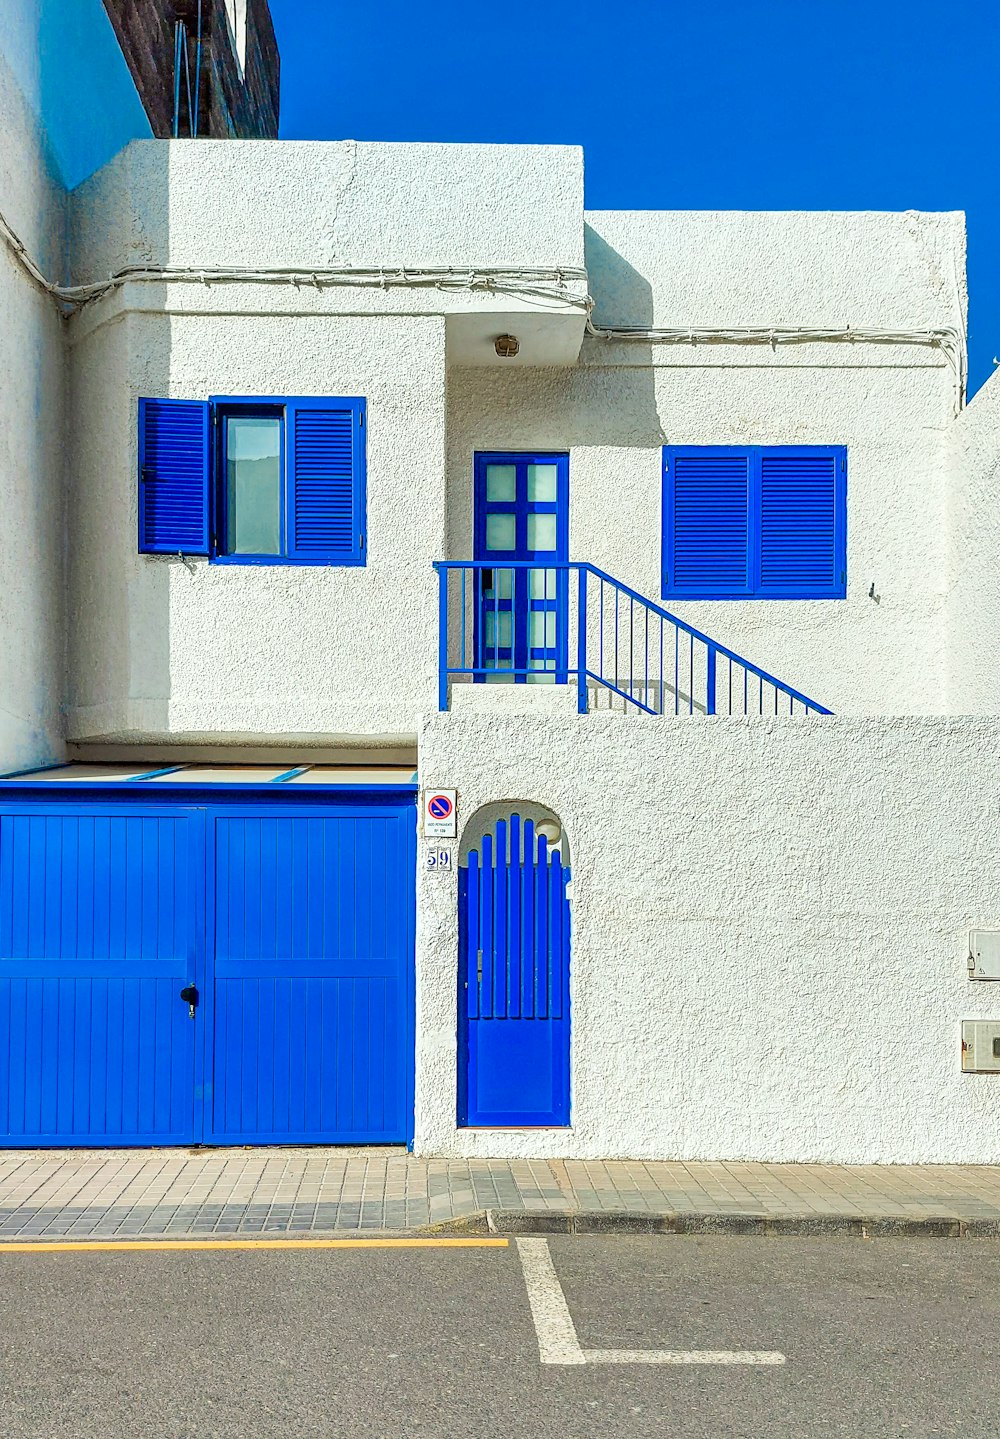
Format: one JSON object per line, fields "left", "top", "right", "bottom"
{"left": 287, "top": 399, "right": 365, "bottom": 563}
{"left": 663, "top": 448, "right": 751, "bottom": 597}
{"left": 138, "top": 398, "right": 210, "bottom": 555}
{"left": 758, "top": 447, "right": 845, "bottom": 597}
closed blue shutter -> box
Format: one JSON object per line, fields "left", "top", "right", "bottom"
{"left": 287, "top": 399, "right": 365, "bottom": 563}
{"left": 664, "top": 448, "right": 751, "bottom": 596}
{"left": 759, "top": 448, "right": 845, "bottom": 596}
{"left": 138, "top": 398, "right": 210, "bottom": 555}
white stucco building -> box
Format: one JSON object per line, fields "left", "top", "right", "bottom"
{"left": 4, "top": 2, "right": 1000, "bottom": 1164}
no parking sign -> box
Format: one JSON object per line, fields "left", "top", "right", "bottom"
{"left": 423, "top": 789, "right": 457, "bottom": 838}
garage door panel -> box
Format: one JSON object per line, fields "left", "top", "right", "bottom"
{"left": 214, "top": 814, "right": 404, "bottom": 965}
{"left": 0, "top": 812, "right": 191, "bottom": 963}
{"left": 208, "top": 808, "right": 411, "bottom": 1144}
{"left": 211, "top": 976, "right": 403, "bottom": 1141}
{"left": 0, "top": 810, "right": 197, "bottom": 1146}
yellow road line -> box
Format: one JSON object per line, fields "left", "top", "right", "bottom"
{"left": 0, "top": 1237, "right": 509, "bottom": 1253}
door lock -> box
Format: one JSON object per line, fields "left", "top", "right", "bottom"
{"left": 180, "top": 985, "right": 199, "bottom": 1019}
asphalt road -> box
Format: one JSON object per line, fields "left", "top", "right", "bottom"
{"left": 0, "top": 1236, "right": 997, "bottom": 1437}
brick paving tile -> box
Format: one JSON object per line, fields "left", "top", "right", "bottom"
{"left": 1, "top": 1152, "right": 999, "bottom": 1237}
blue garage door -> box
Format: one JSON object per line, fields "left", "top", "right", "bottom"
{"left": 208, "top": 806, "right": 414, "bottom": 1144}
{"left": 0, "top": 794, "right": 414, "bottom": 1148}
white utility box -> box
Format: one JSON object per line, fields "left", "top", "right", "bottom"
{"left": 968, "top": 931, "right": 1000, "bottom": 980}
{"left": 961, "top": 1020, "right": 1000, "bottom": 1073}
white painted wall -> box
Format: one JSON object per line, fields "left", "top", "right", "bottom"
{"left": 447, "top": 211, "right": 968, "bottom": 716}
{"left": 945, "top": 369, "right": 1000, "bottom": 713}
{"left": 65, "top": 139, "right": 586, "bottom": 744}
{"left": 71, "top": 140, "right": 585, "bottom": 278}
{"left": 67, "top": 307, "right": 446, "bottom": 744}
{"left": 415, "top": 712, "right": 1000, "bottom": 1164}
{"left": 65, "top": 151, "right": 972, "bottom": 740}
{"left": 0, "top": 13, "right": 67, "bottom": 772}
{"left": 586, "top": 210, "right": 967, "bottom": 333}
{"left": 0, "top": 0, "right": 152, "bottom": 773}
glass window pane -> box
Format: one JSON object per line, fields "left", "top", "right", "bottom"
{"left": 525, "top": 671, "right": 557, "bottom": 684}
{"left": 483, "top": 568, "right": 513, "bottom": 599}
{"left": 527, "top": 464, "right": 558, "bottom": 501}
{"left": 528, "top": 568, "right": 557, "bottom": 599}
{"left": 226, "top": 416, "right": 282, "bottom": 555}
{"left": 486, "top": 465, "right": 517, "bottom": 501}
{"left": 484, "top": 611, "right": 513, "bottom": 648}
{"left": 529, "top": 611, "right": 556, "bottom": 647}
{"left": 486, "top": 513, "right": 516, "bottom": 551}
{"left": 527, "top": 513, "right": 557, "bottom": 552}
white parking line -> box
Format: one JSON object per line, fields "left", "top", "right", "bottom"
{"left": 587, "top": 1349, "right": 786, "bottom": 1366}
{"left": 515, "top": 1238, "right": 786, "bottom": 1368}
{"left": 516, "top": 1236, "right": 586, "bottom": 1363}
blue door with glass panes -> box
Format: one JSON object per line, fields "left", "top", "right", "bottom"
{"left": 473, "top": 453, "right": 569, "bottom": 682}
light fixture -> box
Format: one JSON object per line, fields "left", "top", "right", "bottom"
{"left": 494, "top": 334, "right": 520, "bottom": 358}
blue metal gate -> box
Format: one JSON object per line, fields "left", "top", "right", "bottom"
{"left": 458, "top": 814, "right": 571, "bottom": 1126}
{"left": 0, "top": 789, "right": 415, "bottom": 1147}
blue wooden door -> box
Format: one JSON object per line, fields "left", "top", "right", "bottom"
{"left": 458, "top": 815, "right": 570, "bottom": 1126}
{"left": 473, "top": 453, "right": 569, "bottom": 682}
{"left": 207, "top": 801, "right": 415, "bottom": 1143}
{"left": 0, "top": 805, "right": 201, "bottom": 1146}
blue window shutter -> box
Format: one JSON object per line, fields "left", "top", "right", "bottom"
{"left": 138, "top": 398, "right": 210, "bottom": 555}
{"left": 758, "top": 447, "right": 845, "bottom": 597}
{"left": 663, "top": 448, "right": 751, "bottom": 597}
{"left": 287, "top": 399, "right": 365, "bottom": 563}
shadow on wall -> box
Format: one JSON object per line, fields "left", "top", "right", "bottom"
{"left": 459, "top": 800, "right": 571, "bottom": 869}
{"left": 583, "top": 222, "right": 662, "bottom": 443}
{"left": 444, "top": 229, "right": 662, "bottom": 566}
{"left": 68, "top": 142, "right": 173, "bottom": 744}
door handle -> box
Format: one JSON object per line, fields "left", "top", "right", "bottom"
{"left": 180, "top": 984, "right": 199, "bottom": 1019}
{"left": 477, "top": 950, "right": 483, "bottom": 985}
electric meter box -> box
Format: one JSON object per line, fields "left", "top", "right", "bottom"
{"left": 968, "top": 931, "right": 1000, "bottom": 980}
{"left": 961, "top": 1020, "right": 1000, "bottom": 1073}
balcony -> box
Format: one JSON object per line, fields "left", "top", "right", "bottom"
{"left": 434, "top": 562, "right": 832, "bottom": 717}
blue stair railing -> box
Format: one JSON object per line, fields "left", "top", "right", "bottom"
{"left": 434, "top": 561, "right": 832, "bottom": 717}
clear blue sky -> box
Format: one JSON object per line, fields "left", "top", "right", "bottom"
{"left": 270, "top": 0, "right": 998, "bottom": 396}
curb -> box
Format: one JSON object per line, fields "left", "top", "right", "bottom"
{"left": 485, "top": 1209, "right": 1000, "bottom": 1239}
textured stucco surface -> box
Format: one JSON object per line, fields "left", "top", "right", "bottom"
{"left": 65, "top": 165, "right": 971, "bottom": 739}
{"left": 67, "top": 309, "right": 445, "bottom": 743}
{"left": 0, "top": 19, "right": 67, "bottom": 772}
{"left": 585, "top": 210, "right": 967, "bottom": 333}
{"left": 71, "top": 140, "right": 586, "bottom": 278}
{"left": 415, "top": 713, "right": 1000, "bottom": 1163}
{"left": 62, "top": 140, "right": 593, "bottom": 742}
{"left": 442, "top": 210, "right": 967, "bottom": 719}
{"left": 446, "top": 360, "right": 954, "bottom": 715}
{"left": 945, "top": 370, "right": 1000, "bottom": 712}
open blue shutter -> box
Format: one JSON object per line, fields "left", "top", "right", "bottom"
{"left": 663, "top": 448, "right": 751, "bottom": 597}
{"left": 287, "top": 399, "right": 365, "bottom": 563}
{"left": 758, "top": 447, "right": 845, "bottom": 597}
{"left": 138, "top": 398, "right": 210, "bottom": 555}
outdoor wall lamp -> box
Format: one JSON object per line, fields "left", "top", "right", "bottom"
{"left": 494, "top": 334, "right": 520, "bottom": 358}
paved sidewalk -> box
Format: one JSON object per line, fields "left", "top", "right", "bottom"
{"left": 3, "top": 1150, "right": 1000, "bottom": 1238}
